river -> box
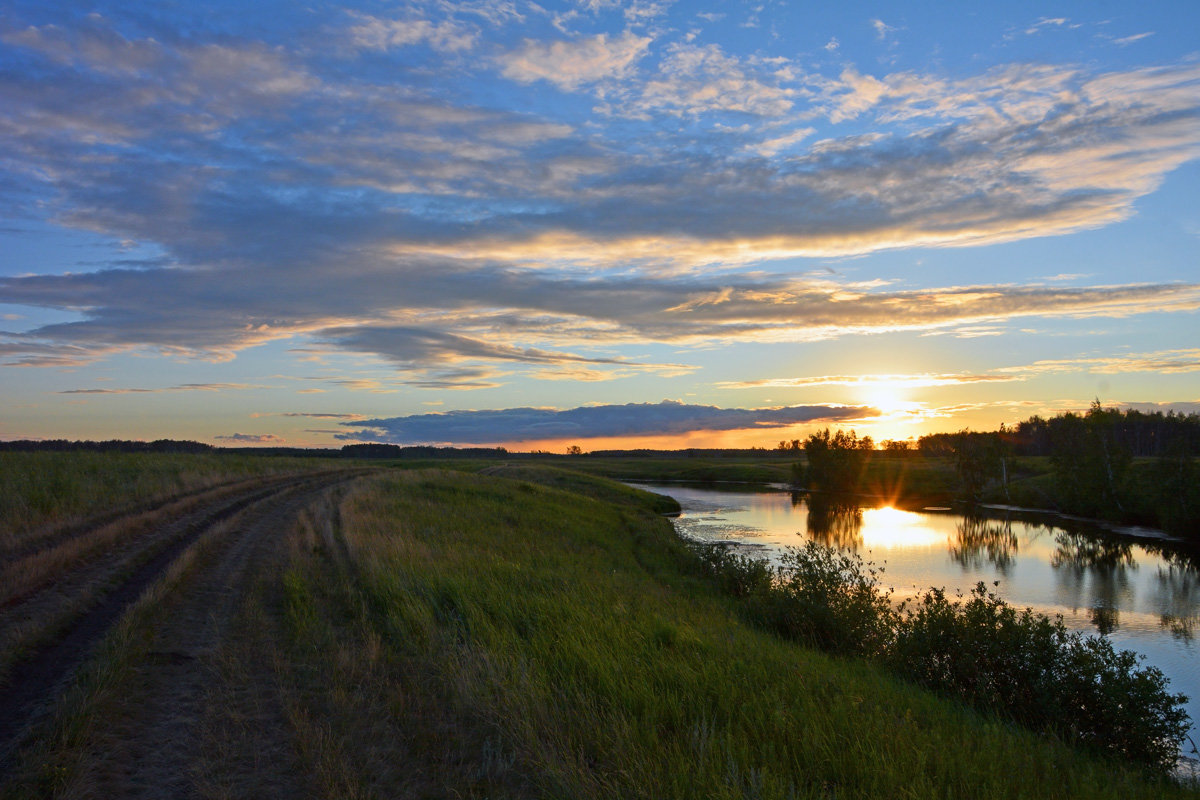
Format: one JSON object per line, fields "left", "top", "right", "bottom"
{"left": 630, "top": 482, "right": 1200, "bottom": 756}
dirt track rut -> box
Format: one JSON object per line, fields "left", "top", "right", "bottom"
{"left": 0, "top": 469, "right": 371, "bottom": 776}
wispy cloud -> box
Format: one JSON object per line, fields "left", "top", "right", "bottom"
{"left": 56, "top": 382, "right": 264, "bottom": 394}
{"left": 214, "top": 433, "right": 286, "bottom": 444}
{"left": 250, "top": 411, "right": 367, "bottom": 420}
{"left": 725, "top": 349, "right": 1200, "bottom": 396}
{"left": 718, "top": 373, "right": 1020, "bottom": 390}
{"left": 871, "top": 18, "right": 897, "bottom": 41}
{"left": 346, "top": 12, "right": 478, "bottom": 53}
{"left": 340, "top": 400, "right": 877, "bottom": 444}
{"left": 998, "top": 349, "right": 1200, "bottom": 375}
{"left": 1111, "top": 32, "right": 1154, "bottom": 46}
{"left": 499, "top": 31, "right": 651, "bottom": 90}
{"left": 1024, "top": 17, "right": 1070, "bottom": 35}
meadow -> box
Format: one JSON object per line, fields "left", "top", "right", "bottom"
{"left": 260, "top": 465, "right": 1193, "bottom": 797}
{"left": 0, "top": 451, "right": 344, "bottom": 550}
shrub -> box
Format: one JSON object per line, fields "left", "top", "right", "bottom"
{"left": 890, "top": 582, "right": 1189, "bottom": 772}
{"left": 692, "top": 541, "right": 1191, "bottom": 774}
{"left": 768, "top": 542, "right": 896, "bottom": 656}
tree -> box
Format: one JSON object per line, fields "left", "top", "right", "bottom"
{"left": 565, "top": 444, "right": 583, "bottom": 455}
{"left": 951, "top": 430, "right": 1009, "bottom": 503}
{"left": 803, "top": 428, "right": 873, "bottom": 493}
{"left": 1048, "top": 401, "right": 1131, "bottom": 516}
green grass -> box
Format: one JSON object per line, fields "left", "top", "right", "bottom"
{"left": 0, "top": 451, "right": 343, "bottom": 544}
{"left": 547, "top": 454, "right": 795, "bottom": 484}
{"left": 275, "top": 468, "right": 1195, "bottom": 798}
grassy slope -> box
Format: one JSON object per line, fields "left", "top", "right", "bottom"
{"left": 276, "top": 467, "right": 1193, "bottom": 799}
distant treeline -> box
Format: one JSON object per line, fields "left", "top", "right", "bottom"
{"left": 918, "top": 406, "right": 1200, "bottom": 458}
{"left": 798, "top": 404, "right": 1199, "bottom": 537}
{"left": 0, "top": 439, "right": 509, "bottom": 459}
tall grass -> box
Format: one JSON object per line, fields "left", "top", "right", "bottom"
{"left": 0, "top": 451, "right": 341, "bottom": 547}
{"left": 272, "top": 468, "right": 1193, "bottom": 798}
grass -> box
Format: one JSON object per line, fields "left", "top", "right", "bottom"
{"left": 270, "top": 468, "right": 1195, "bottom": 798}
{"left": 4, "top": 458, "right": 1196, "bottom": 797}
{"left": 547, "top": 453, "right": 796, "bottom": 484}
{"left": 0, "top": 451, "right": 342, "bottom": 549}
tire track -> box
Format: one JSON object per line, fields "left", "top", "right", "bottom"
{"left": 0, "top": 469, "right": 373, "bottom": 767}
{"left": 0, "top": 472, "right": 311, "bottom": 564}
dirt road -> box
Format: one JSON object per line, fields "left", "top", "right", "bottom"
{"left": 0, "top": 469, "right": 373, "bottom": 796}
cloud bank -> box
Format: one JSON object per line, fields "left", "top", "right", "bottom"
{"left": 340, "top": 400, "right": 876, "bottom": 445}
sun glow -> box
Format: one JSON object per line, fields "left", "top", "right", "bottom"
{"left": 862, "top": 381, "right": 913, "bottom": 415}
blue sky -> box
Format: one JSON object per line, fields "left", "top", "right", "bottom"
{"left": 1, "top": 0, "right": 1197, "bottom": 449}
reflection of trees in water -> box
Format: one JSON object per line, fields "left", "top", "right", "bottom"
{"left": 949, "top": 515, "right": 1018, "bottom": 573}
{"left": 1089, "top": 605, "right": 1119, "bottom": 635}
{"left": 1051, "top": 532, "right": 1135, "bottom": 572}
{"left": 805, "top": 494, "right": 863, "bottom": 550}
{"left": 1051, "top": 532, "right": 1135, "bottom": 635}
{"left": 1154, "top": 552, "right": 1200, "bottom": 641}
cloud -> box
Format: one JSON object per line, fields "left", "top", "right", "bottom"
{"left": 499, "top": 31, "right": 651, "bottom": 90}
{"left": 1024, "top": 18, "right": 1069, "bottom": 36}
{"left": 623, "top": 41, "right": 795, "bottom": 116}
{"left": 56, "top": 382, "right": 263, "bottom": 394}
{"left": 215, "top": 433, "right": 286, "bottom": 443}
{"left": 1119, "top": 401, "right": 1200, "bottom": 415}
{"left": 998, "top": 349, "right": 1200, "bottom": 375}
{"left": 339, "top": 400, "right": 877, "bottom": 444}
{"left": 751, "top": 127, "right": 816, "bottom": 156}
{"left": 4, "top": 258, "right": 1198, "bottom": 373}
{"left": 346, "top": 13, "right": 477, "bottom": 53}
{"left": 871, "top": 18, "right": 897, "bottom": 41}
{"left": 722, "top": 350, "right": 1200, "bottom": 395}
{"left": 1112, "top": 32, "right": 1154, "bottom": 47}
{"left": 0, "top": 9, "right": 1198, "bottom": 383}
{"left": 718, "top": 373, "right": 1020, "bottom": 390}
{"left": 250, "top": 412, "right": 367, "bottom": 419}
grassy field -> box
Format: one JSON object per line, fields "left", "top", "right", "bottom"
{"left": 544, "top": 452, "right": 797, "bottom": 484}
{"left": 264, "top": 466, "right": 1192, "bottom": 797}
{"left": 0, "top": 451, "right": 344, "bottom": 547}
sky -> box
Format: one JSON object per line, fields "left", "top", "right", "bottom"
{"left": 1, "top": 0, "right": 1198, "bottom": 450}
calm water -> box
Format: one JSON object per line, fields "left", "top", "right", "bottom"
{"left": 632, "top": 483, "right": 1200, "bottom": 750}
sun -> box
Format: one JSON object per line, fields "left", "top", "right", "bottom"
{"left": 862, "top": 381, "right": 912, "bottom": 415}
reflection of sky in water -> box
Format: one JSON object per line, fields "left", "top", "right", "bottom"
{"left": 632, "top": 483, "right": 1200, "bottom": 747}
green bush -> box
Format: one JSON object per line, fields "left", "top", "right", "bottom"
{"left": 693, "top": 541, "right": 1191, "bottom": 774}
{"left": 890, "top": 583, "right": 1189, "bottom": 772}
{"left": 696, "top": 541, "right": 896, "bottom": 657}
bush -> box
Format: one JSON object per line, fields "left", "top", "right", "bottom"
{"left": 768, "top": 542, "right": 896, "bottom": 656}
{"left": 890, "top": 583, "right": 1189, "bottom": 771}
{"left": 695, "top": 541, "right": 896, "bottom": 657}
{"left": 693, "top": 542, "right": 1191, "bottom": 774}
